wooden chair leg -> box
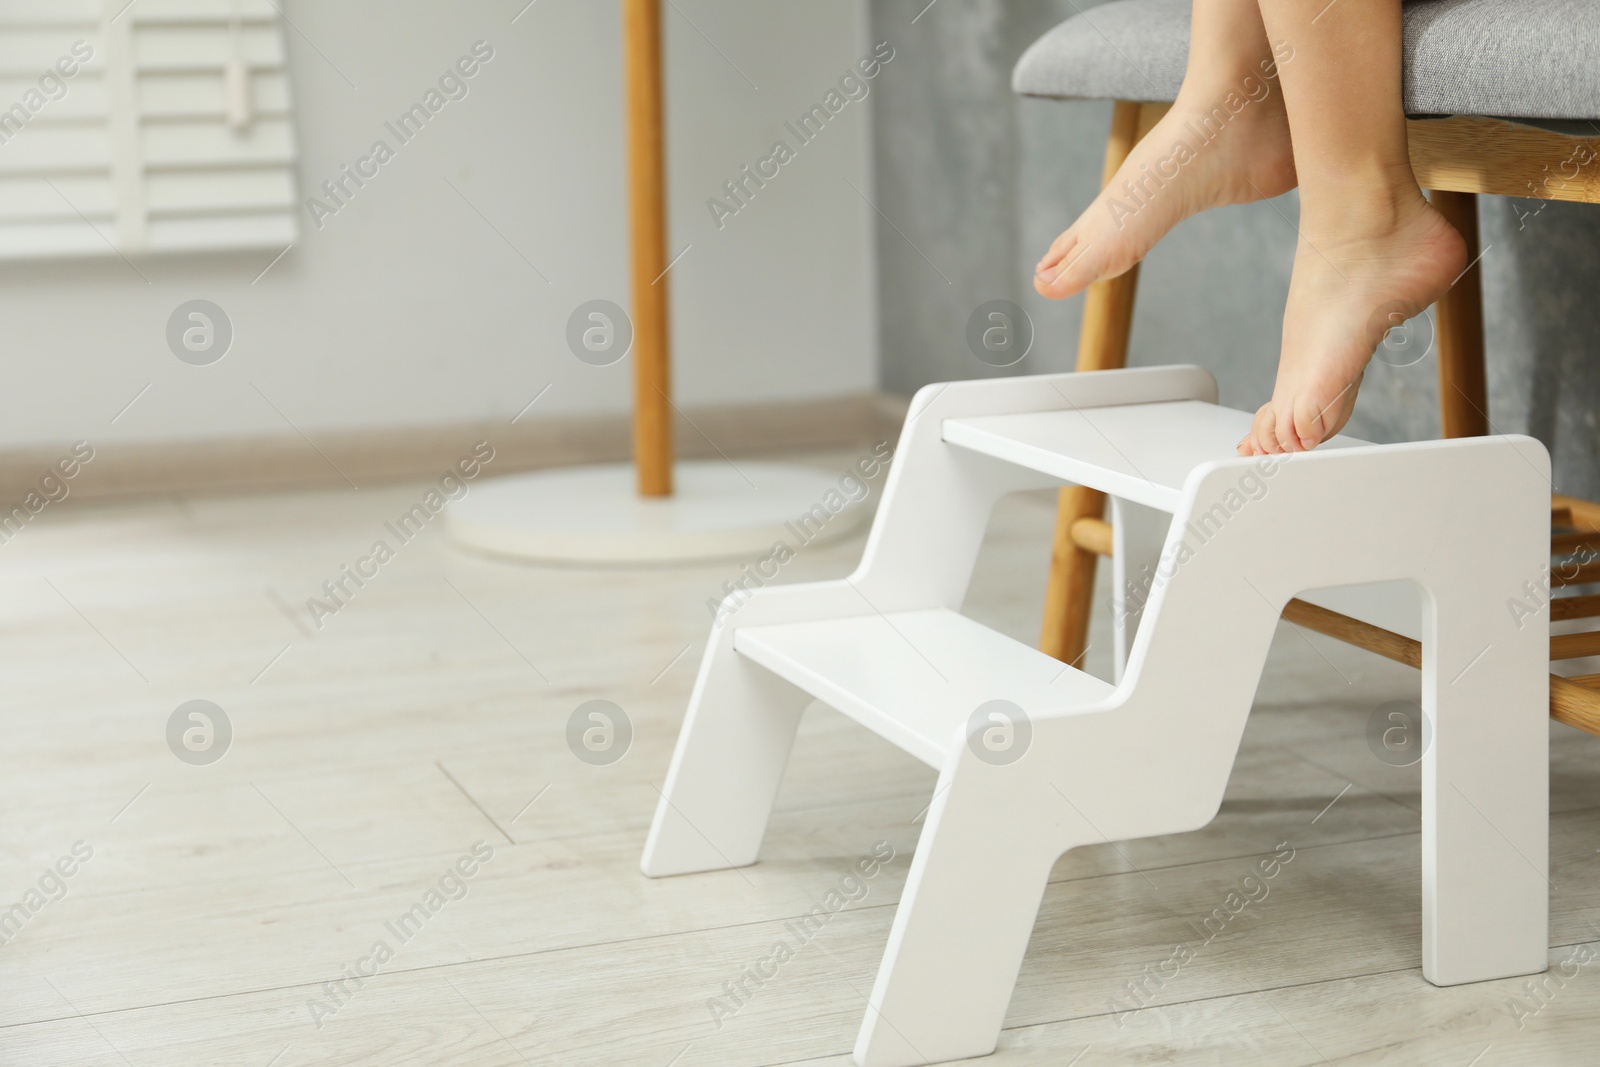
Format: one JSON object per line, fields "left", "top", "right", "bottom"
{"left": 1040, "top": 100, "right": 1149, "bottom": 663}
{"left": 1431, "top": 190, "right": 1488, "bottom": 438}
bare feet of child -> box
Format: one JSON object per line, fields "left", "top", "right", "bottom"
{"left": 1239, "top": 190, "right": 1466, "bottom": 455}
{"left": 1033, "top": 82, "right": 1296, "bottom": 300}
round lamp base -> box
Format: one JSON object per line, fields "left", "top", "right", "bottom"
{"left": 445, "top": 460, "right": 870, "bottom": 565}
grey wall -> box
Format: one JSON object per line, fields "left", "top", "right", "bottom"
{"left": 868, "top": 0, "right": 1600, "bottom": 500}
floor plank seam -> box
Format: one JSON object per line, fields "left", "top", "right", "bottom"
{"left": 433, "top": 760, "right": 515, "bottom": 846}
{"left": 13, "top": 906, "right": 1597, "bottom": 1034}
{"left": 1272, "top": 744, "right": 1423, "bottom": 817}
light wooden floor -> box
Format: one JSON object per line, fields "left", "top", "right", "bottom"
{"left": 3, "top": 451, "right": 1599, "bottom": 1066}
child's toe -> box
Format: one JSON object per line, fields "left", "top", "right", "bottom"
{"left": 1038, "top": 242, "right": 1099, "bottom": 298}
{"left": 1251, "top": 404, "right": 1284, "bottom": 455}
{"left": 1274, "top": 404, "right": 1303, "bottom": 453}
{"left": 1047, "top": 228, "right": 1077, "bottom": 260}
{"left": 1291, "top": 395, "right": 1328, "bottom": 451}
{"left": 1036, "top": 231, "right": 1076, "bottom": 275}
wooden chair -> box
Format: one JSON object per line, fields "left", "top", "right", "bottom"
{"left": 1015, "top": 0, "right": 1600, "bottom": 735}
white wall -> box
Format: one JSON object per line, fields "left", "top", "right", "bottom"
{"left": 0, "top": 0, "right": 878, "bottom": 449}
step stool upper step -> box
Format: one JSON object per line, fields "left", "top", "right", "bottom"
{"left": 944, "top": 400, "right": 1368, "bottom": 512}
{"left": 734, "top": 607, "right": 1115, "bottom": 767}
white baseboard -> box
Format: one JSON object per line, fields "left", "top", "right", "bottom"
{"left": 0, "top": 392, "right": 911, "bottom": 502}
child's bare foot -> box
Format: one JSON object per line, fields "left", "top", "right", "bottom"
{"left": 1241, "top": 190, "right": 1467, "bottom": 455}
{"left": 1033, "top": 80, "right": 1295, "bottom": 300}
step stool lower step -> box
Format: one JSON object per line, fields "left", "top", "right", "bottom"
{"left": 734, "top": 607, "right": 1115, "bottom": 767}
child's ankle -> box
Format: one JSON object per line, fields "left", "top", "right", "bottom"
{"left": 1174, "top": 77, "right": 1280, "bottom": 121}
{"left": 1298, "top": 163, "right": 1429, "bottom": 236}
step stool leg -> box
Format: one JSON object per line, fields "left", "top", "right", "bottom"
{"left": 854, "top": 769, "right": 1057, "bottom": 1067}
{"left": 1421, "top": 590, "right": 1548, "bottom": 984}
{"left": 641, "top": 643, "right": 809, "bottom": 877}
{"left": 1422, "top": 193, "right": 1543, "bottom": 981}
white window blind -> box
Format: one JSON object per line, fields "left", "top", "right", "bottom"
{"left": 0, "top": 0, "right": 299, "bottom": 260}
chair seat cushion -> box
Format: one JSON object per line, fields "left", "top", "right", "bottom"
{"left": 1014, "top": 0, "right": 1600, "bottom": 123}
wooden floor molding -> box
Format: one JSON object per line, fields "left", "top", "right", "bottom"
{"left": 0, "top": 391, "right": 910, "bottom": 502}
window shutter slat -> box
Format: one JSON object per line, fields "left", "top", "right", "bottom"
{"left": 0, "top": 0, "right": 299, "bottom": 260}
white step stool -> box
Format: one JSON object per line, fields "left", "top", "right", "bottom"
{"left": 642, "top": 366, "right": 1550, "bottom": 1066}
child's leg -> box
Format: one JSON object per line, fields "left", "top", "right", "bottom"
{"left": 1242, "top": 0, "right": 1466, "bottom": 454}
{"left": 1034, "top": 0, "right": 1295, "bottom": 300}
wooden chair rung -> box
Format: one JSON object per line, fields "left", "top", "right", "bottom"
{"left": 1553, "top": 561, "right": 1600, "bottom": 588}
{"left": 1551, "top": 630, "right": 1600, "bottom": 660}
{"left": 1551, "top": 530, "right": 1600, "bottom": 554}
{"left": 1279, "top": 598, "right": 1600, "bottom": 735}
{"left": 1281, "top": 598, "right": 1420, "bottom": 668}
{"left": 1552, "top": 505, "right": 1575, "bottom": 530}
{"left": 1069, "top": 516, "right": 1113, "bottom": 557}
{"left": 1551, "top": 676, "right": 1600, "bottom": 733}
{"left": 1551, "top": 594, "right": 1600, "bottom": 622}
{"left": 1554, "top": 494, "right": 1600, "bottom": 532}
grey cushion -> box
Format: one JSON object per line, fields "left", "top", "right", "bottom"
{"left": 1014, "top": 0, "right": 1600, "bottom": 124}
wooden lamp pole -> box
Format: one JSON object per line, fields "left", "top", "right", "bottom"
{"left": 444, "top": 2, "right": 876, "bottom": 563}
{"left": 623, "top": 0, "right": 673, "bottom": 496}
